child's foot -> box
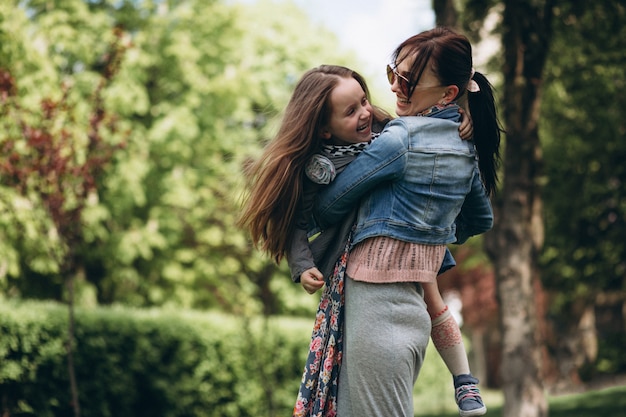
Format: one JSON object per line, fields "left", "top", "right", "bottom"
{"left": 453, "top": 374, "right": 487, "bottom": 417}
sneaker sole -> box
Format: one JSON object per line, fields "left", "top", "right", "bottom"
{"left": 459, "top": 405, "right": 487, "bottom": 417}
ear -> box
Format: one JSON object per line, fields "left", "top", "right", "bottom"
{"left": 443, "top": 85, "right": 460, "bottom": 103}
{"left": 320, "top": 129, "right": 332, "bottom": 140}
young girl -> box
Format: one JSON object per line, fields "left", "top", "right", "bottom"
{"left": 239, "top": 65, "right": 393, "bottom": 416}
{"left": 313, "top": 28, "right": 501, "bottom": 417}
{"left": 238, "top": 64, "right": 484, "bottom": 417}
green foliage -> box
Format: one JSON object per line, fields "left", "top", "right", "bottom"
{"left": 0, "top": 12, "right": 125, "bottom": 342}
{"left": 1, "top": 300, "right": 512, "bottom": 417}
{"left": 0, "top": 0, "right": 356, "bottom": 315}
{"left": 540, "top": 0, "right": 626, "bottom": 371}
{"left": 0, "top": 301, "right": 312, "bottom": 417}
{"left": 541, "top": 1, "right": 626, "bottom": 298}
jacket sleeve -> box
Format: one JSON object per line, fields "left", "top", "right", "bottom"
{"left": 285, "top": 179, "right": 321, "bottom": 283}
{"left": 315, "top": 123, "right": 407, "bottom": 228}
{"left": 285, "top": 228, "right": 316, "bottom": 283}
{"left": 454, "top": 168, "right": 494, "bottom": 244}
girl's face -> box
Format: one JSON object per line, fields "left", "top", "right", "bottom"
{"left": 324, "top": 77, "right": 373, "bottom": 145}
{"left": 390, "top": 57, "right": 448, "bottom": 116}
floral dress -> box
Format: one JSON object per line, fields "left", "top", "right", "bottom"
{"left": 292, "top": 234, "right": 351, "bottom": 417}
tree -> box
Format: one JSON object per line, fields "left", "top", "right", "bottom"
{"left": 0, "top": 25, "right": 127, "bottom": 417}
{"left": 445, "top": 0, "right": 626, "bottom": 403}
{"left": 481, "top": 1, "right": 555, "bottom": 416}
{"left": 434, "top": 0, "right": 459, "bottom": 28}
{"left": 1, "top": 0, "right": 362, "bottom": 317}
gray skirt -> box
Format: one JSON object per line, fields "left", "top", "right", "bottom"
{"left": 337, "top": 276, "right": 431, "bottom": 417}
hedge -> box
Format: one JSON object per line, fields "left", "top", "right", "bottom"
{"left": 0, "top": 301, "right": 313, "bottom": 417}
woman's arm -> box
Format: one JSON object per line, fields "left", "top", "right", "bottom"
{"left": 314, "top": 121, "right": 408, "bottom": 227}
{"left": 454, "top": 168, "right": 494, "bottom": 244}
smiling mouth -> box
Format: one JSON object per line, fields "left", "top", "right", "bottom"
{"left": 357, "top": 122, "right": 369, "bottom": 132}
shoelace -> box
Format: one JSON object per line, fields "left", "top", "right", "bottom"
{"left": 455, "top": 383, "right": 482, "bottom": 404}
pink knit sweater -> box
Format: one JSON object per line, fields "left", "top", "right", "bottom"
{"left": 346, "top": 236, "right": 445, "bottom": 283}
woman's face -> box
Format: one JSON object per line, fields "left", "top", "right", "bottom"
{"left": 324, "top": 77, "right": 374, "bottom": 145}
{"left": 390, "top": 57, "right": 448, "bottom": 116}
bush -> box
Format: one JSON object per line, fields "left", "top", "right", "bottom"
{"left": 0, "top": 301, "right": 312, "bottom": 417}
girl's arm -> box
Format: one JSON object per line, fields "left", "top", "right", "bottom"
{"left": 458, "top": 107, "right": 473, "bottom": 139}
{"left": 285, "top": 179, "right": 321, "bottom": 283}
{"left": 286, "top": 228, "right": 324, "bottom": 293}
{"left": 286, "top": 228, "right": 317, "bottom": 282}
{"left": 300, "top": 267, "right": 324, "bottom": 294}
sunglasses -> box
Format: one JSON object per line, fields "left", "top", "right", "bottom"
{"left": 386, "top": 64, "right": 413, "bottom": 97}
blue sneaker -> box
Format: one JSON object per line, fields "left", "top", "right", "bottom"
{"left": 453, "top": 374, "right": 487, "bottom": 417}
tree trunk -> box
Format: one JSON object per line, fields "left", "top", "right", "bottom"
{"left": 66, "top": 274, "right": 81, "bottom": 417}
{"left": 484, "top": 1, "right": 555, "bottom": 416}
{"left": 60, "top": 253, "right": 81, "bottom": 417}
{"left": 433, "top": 0, "right": 459, "bottom": 28}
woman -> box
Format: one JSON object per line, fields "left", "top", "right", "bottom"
{"left": 238, "top": 64, "right": 471, "bottom": 417}
{"left": 314, "top": 27, "right": 502, "bottom": 417}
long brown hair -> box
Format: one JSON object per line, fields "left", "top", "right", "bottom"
{"left": 238, "top": 65, "right": 390, "bottom": 262}
{"left": 393, "top": 27, "right": 503, "bottom": 196}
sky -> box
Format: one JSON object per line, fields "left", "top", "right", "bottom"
{"left": 232, "top": 0, "right": 437, "bottom": 107}
{"left": 292, "top": 0, "right": 436, "bottom": 99}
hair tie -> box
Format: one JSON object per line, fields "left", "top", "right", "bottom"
{"left": 468, "top": 68, "right": 480, "bottom": 92}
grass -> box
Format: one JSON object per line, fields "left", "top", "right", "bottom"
{"left": 548, "top": 384, "right": 626, "bottom": 417}
{"left": 415, "top": 383, "right": 626, "bottom": 417}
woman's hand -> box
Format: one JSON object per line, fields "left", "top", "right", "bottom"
{"left": 458, "top": 108, "right": 473, "bottom": 140}
{"left": 300, "top": 267, "right": 325, "bottom": 294}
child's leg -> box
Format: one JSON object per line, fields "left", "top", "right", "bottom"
{"left": 423, "top": 281, "right": 470, "bottom": 376}
{"left": 423, "top": 281, "right": 486, "bottom": 417}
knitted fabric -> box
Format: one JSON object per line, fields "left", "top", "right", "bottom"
{"left": 346, "top": 236, "right": 445, "bottom": 283}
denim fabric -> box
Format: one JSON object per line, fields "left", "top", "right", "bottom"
{"left": 315, "top": 111, "right": 493, "bottom": 248}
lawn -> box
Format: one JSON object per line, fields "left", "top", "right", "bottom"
{"left": 415, "top": 384, "right": 626, "bottom": 417}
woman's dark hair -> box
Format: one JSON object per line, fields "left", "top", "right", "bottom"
{"left": 392, "top": 27, "right": 503, "bottom": 196}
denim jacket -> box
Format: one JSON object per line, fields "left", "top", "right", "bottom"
{"left": 287, "top": 144, "right": 456, "bottom": 283}
{"left": 314, "top": 107, "right": 493, "bottom": 248}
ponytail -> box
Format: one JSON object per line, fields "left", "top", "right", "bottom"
{"left": 467, "top": 71, "right": 503, "bottom": 196}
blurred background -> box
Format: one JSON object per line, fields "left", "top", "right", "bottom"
{"left": 0, "top": 1, "right": 624, "bottom": 416}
